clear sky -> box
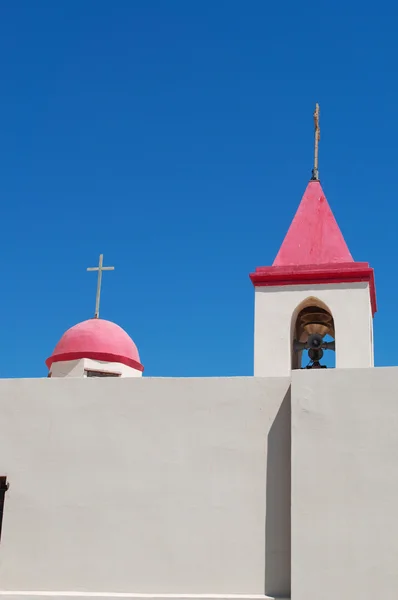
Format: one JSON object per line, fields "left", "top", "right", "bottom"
{"left": 1, "top": 1, "right": 397, "bottom": 377}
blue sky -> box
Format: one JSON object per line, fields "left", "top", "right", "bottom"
{"left": 1, "top": 1, "right": 397, "bottom": 377}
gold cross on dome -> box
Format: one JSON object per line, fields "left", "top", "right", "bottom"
{"left": 86, "top": 254, "right": 115, "bottom": 319}
{"left": 312, "top": 103, "right": 321, "bottom": 181}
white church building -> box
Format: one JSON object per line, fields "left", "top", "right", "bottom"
{"left": 0, "top": 114, "right": 396, "bottom": 600}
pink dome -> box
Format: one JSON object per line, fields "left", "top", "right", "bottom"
{"left": 46, "top": 318, "right": 144, "bottom": 372}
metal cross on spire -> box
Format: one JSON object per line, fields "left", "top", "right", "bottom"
{"left": 311, "top": 103, "right": 321, "bottom": 181}
{"left": 87, "top": 254, "right": 115, "bottom": 319}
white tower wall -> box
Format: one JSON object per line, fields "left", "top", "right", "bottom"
{"left": 254, "top": 281, "right": 374, "bottom": 377}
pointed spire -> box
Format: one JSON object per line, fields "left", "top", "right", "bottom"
{"left": 273, "top": 180, "right": 353, "bottom": 267}
{"left": 250, "top": 104, "right": 376, "bottom": 315}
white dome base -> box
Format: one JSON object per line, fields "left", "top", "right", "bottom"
{"left": 50, "top": 358, "right": 143, "bottom": 378}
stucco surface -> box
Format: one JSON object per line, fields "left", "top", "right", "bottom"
{"left": 0, "top": 376, "right": 290, "bottom": 597}
{"left": 291, "top": 366, "right": 398, "bottom": 600}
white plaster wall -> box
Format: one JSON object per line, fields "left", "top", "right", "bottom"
{"left": 49, "top": 359, "right": 84, "bottom": 377}
{"left": 254, "top": 282, "right": 373, "bottom": 377}
{"left": 0, "top": 376, "right": 290, "bottom": 597}
{"left": 291, "top": 366, "right": 398, "bottom": 600}
{"left": 51, "top": 358, "right": 142, "bottom": 377}
{"left": 0, "top": 595, "right": 287, "bottom": 600}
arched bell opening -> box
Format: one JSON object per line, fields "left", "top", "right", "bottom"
{"left": 291, "top": 297, "right": 336, "bottom": 370}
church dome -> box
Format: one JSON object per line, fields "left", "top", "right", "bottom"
{"left": 46, "top": 318, "right": 144, "bottom": 372}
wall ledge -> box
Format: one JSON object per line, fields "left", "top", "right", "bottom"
{"left": 0, "top": 594, "right": 290, "bottom": 600}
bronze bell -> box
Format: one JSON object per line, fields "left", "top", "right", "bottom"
{"left": 295, "top": 306, "right": 335, "bottom": 341}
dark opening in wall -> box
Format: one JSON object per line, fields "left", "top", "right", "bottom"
{"left": 0, "top": 477, "right": 9, "bottom": 541}
{"left": 85, "top": 370, "right": 120, "bottom": 378}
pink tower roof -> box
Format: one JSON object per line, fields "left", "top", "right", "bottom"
{"left": 250, "top": 180, "right": 377, "bottom": 314}
{"left": 273, "top": 181, "right": 353, "bottom": 266}
{"left": 46, "top": 318, "right": 144, "bottom": 371}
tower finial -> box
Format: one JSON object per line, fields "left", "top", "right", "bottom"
{"left": 311, "top": 103, "right": 320, "bottom": 181}
{"left": 86, "top": 254, "right": 115, "bottom": 319}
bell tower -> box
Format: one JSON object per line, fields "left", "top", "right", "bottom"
{"left": 250, "top": 106, "right": 376, "bottom": 377}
